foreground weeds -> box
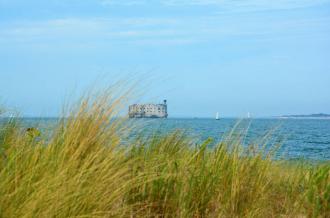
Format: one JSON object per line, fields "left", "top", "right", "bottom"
{"left": 0, "top": 92, "right": 329, "bottom": 217}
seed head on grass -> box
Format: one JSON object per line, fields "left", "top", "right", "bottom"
{"left": 0, "top": 86, "right": 329, "bottom": 218}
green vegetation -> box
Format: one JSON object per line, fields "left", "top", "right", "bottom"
{"left": 0, "top": 92, "right": 329, "bottom": 217}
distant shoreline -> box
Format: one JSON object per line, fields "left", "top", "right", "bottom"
{"left": 277, "top": 117, "right": 330, "bottom": 120}
{"left": 277, "top": 113, "right": 330, "bottom": 119}
{"left": 1, "top": 116, "right": 330, "bottom": 120}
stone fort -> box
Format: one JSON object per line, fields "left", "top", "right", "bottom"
{"left": 129, "top": 100, "right": 168, "bottom": 118}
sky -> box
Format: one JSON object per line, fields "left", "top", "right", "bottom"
{"left": 0, "top": 0, "right": 330, "bottom": 118}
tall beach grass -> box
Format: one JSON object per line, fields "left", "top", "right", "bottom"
{"left": 0, "top": 90, "right": 329, "bottom": 217}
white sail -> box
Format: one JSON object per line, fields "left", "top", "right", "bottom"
{"left": 247, "top": 112, "right": 251, "bottom": 118}
{"left": 216, "top": 112, "right": 220, "bottom": 120}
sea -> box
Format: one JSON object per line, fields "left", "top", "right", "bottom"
{"left": 2, "top": 118, "right": 330, "bottom": 161}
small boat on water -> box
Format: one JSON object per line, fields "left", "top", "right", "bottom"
{"left": 216, "top": 112, "right": 220, "bottom": 120}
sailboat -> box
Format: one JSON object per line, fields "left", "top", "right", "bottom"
{"left": 247, "top": 112, "right": 251, "bottom": 119}
{"left": 215, "top": 112, "right": 220, "bottom": 120}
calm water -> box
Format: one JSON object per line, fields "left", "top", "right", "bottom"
{"left": 2, "top": 118, "right": 330, "bottom": 160}
{"left": 129, "top": 118, "right": 330, "bottom": 161}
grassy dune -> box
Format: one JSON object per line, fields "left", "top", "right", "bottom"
{"left": 0, "top": 92, "right": 329, "bottom": 217}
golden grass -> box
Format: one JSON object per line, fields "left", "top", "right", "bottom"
{"left": 0, "top": 91, "right": 329, "bottom": 217}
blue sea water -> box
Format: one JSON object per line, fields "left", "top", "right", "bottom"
{"left": 1, "top": 118, "right": 330, "bottom": 161}
{"left": 129, "top": 118, "right": 330, "bottom": 161}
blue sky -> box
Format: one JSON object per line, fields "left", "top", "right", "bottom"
{"left": 0, "top": 0, "right": 330, "bottom": 117}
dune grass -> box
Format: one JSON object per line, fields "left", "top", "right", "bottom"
{"left": 0, "top": 92, "right": 329, "bottom": 217}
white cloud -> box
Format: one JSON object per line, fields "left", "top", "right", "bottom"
{"left": 1, "top": 10, "right": 329, "bottom": 47}
{"left": 99, "top": 0, "right": 146, "bottom": 6}
{"left": 100, "top": 0, "right": 330, "bottom": 11}
{"left": 0, "top": 17, "right": 194, "bottom": 46}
